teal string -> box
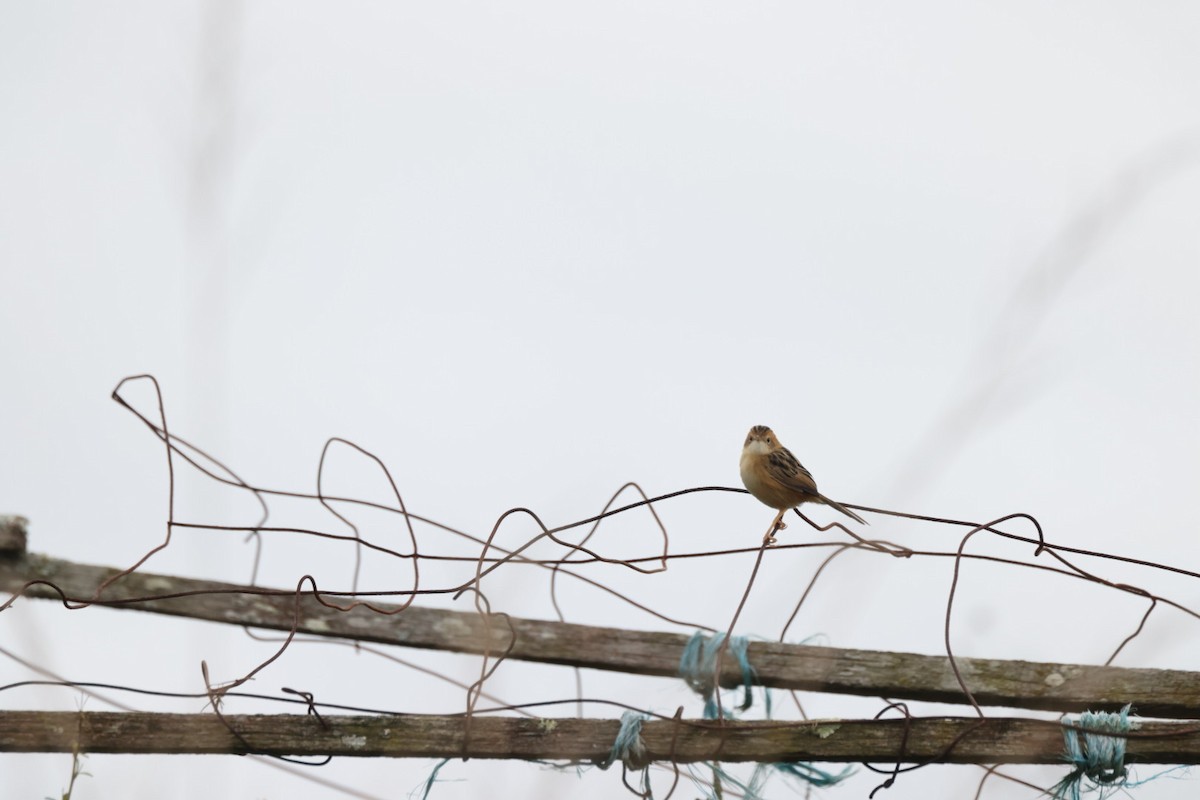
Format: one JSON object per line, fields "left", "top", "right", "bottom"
{"left": 600, "top": 710, "right": 649, "bottom": 770}
{"left": 679, "top": 631, "right": 756, "bottom": 718}
{"left": 415, "top": 758, "right": 451, "bottom": 800}
{"left": 1052, "top": 705, "right": 1132, "bottom": 800}
{"left": 678, "top": 631, "right": 854, "bottom": 793}
{"left": 771, "top": 761, "right": 855, "bottom": 789}
{"left": 1050, "top": 705, "right": 1185, "bottom": 798}
{"left": 695, "top": 761, "right": 854, "bottom": 800}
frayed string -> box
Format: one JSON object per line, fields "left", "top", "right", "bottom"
{"left": 678, "top": 631, "right": 854, "bottom": 794}
{"left": 694, "top": 761, "right": 854, "bottom": 800}
{"left": 678, "top": 631, "right": 756, "bottom": 718}
{"left": 1049, "top": 705, "right": 1185, "bottom": 799}
{"left": 601, "top": 711, "right": 654, "bottom": 797}
{"left": 772, "top": 760, "right": 855, "bottom": 789}
{"left": 415, "top": 758, "right": 451, "bottom": 800}
{"left": 1052, "top": 705, "right": 1133, "bottom": 800}
{"left": 600, "top": 710, "right": 649, "bottom": 770}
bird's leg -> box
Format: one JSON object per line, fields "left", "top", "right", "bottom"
{"left": 762, "top": 509, "right": 786, "bottom": 546}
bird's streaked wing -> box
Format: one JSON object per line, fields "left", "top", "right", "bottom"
{"left": 767, "top": 447, "right": 818, "bottom": 495}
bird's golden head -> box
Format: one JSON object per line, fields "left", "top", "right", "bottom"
{"left": 744, "top": 425, "right": 778, "bottom": 452}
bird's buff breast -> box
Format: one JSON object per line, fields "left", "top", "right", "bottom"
{"left": 740, "top": 450, "right": 796, "bottom": 510}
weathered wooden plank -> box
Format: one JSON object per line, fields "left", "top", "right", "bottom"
{"left": 2, "top": 711, "right": 1198, "bottom": 764}
{"left": 0, "top": 516, "right": 27, "bottom": 554}
{"left": 2, "top": 551, "right": 1199, "bottom": 717}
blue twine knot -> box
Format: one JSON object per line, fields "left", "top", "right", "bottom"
{"left": 1052, "top": 705, "right": 1133, "bottom": 800}
{"left": 678, "top": 631, "right": 854, "bottom": 794}
{"left": 600, "top": 710, "right": 649, "bottom": 770}
{"left": 679, "top": 631, "right": 756, "bottom": 719}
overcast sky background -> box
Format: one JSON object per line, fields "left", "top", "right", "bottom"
{"left": 2, "top": 2, "right": 1200, "bottom": 798}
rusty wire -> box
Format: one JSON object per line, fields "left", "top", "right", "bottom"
{"left": 2, "top": 373, "right": 1200, "bottom": 799}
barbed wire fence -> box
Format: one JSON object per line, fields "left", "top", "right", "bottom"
{"left": 2, "top": 374, "right": 1200, "bottom": 799}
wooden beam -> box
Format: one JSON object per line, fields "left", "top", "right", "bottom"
{"left": 3, "top": 551, "right": 1199, "bottom": 717}
{"left": 2, "top": 711, "right": 1198, "bottom": 764}
{"left": 0, "top": 516, "right": 26, "bottom": 555}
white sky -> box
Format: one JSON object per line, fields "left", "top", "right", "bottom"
{"left": 2, "top": 2, "right": 1199, "bottom": 798}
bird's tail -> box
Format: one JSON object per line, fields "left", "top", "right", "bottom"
{"left": 818, "top": 495, "right": 868, "bottom": 525}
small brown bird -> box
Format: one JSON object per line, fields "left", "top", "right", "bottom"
{"left": 740, "top": 425, "right": 867, "bottom": 525}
